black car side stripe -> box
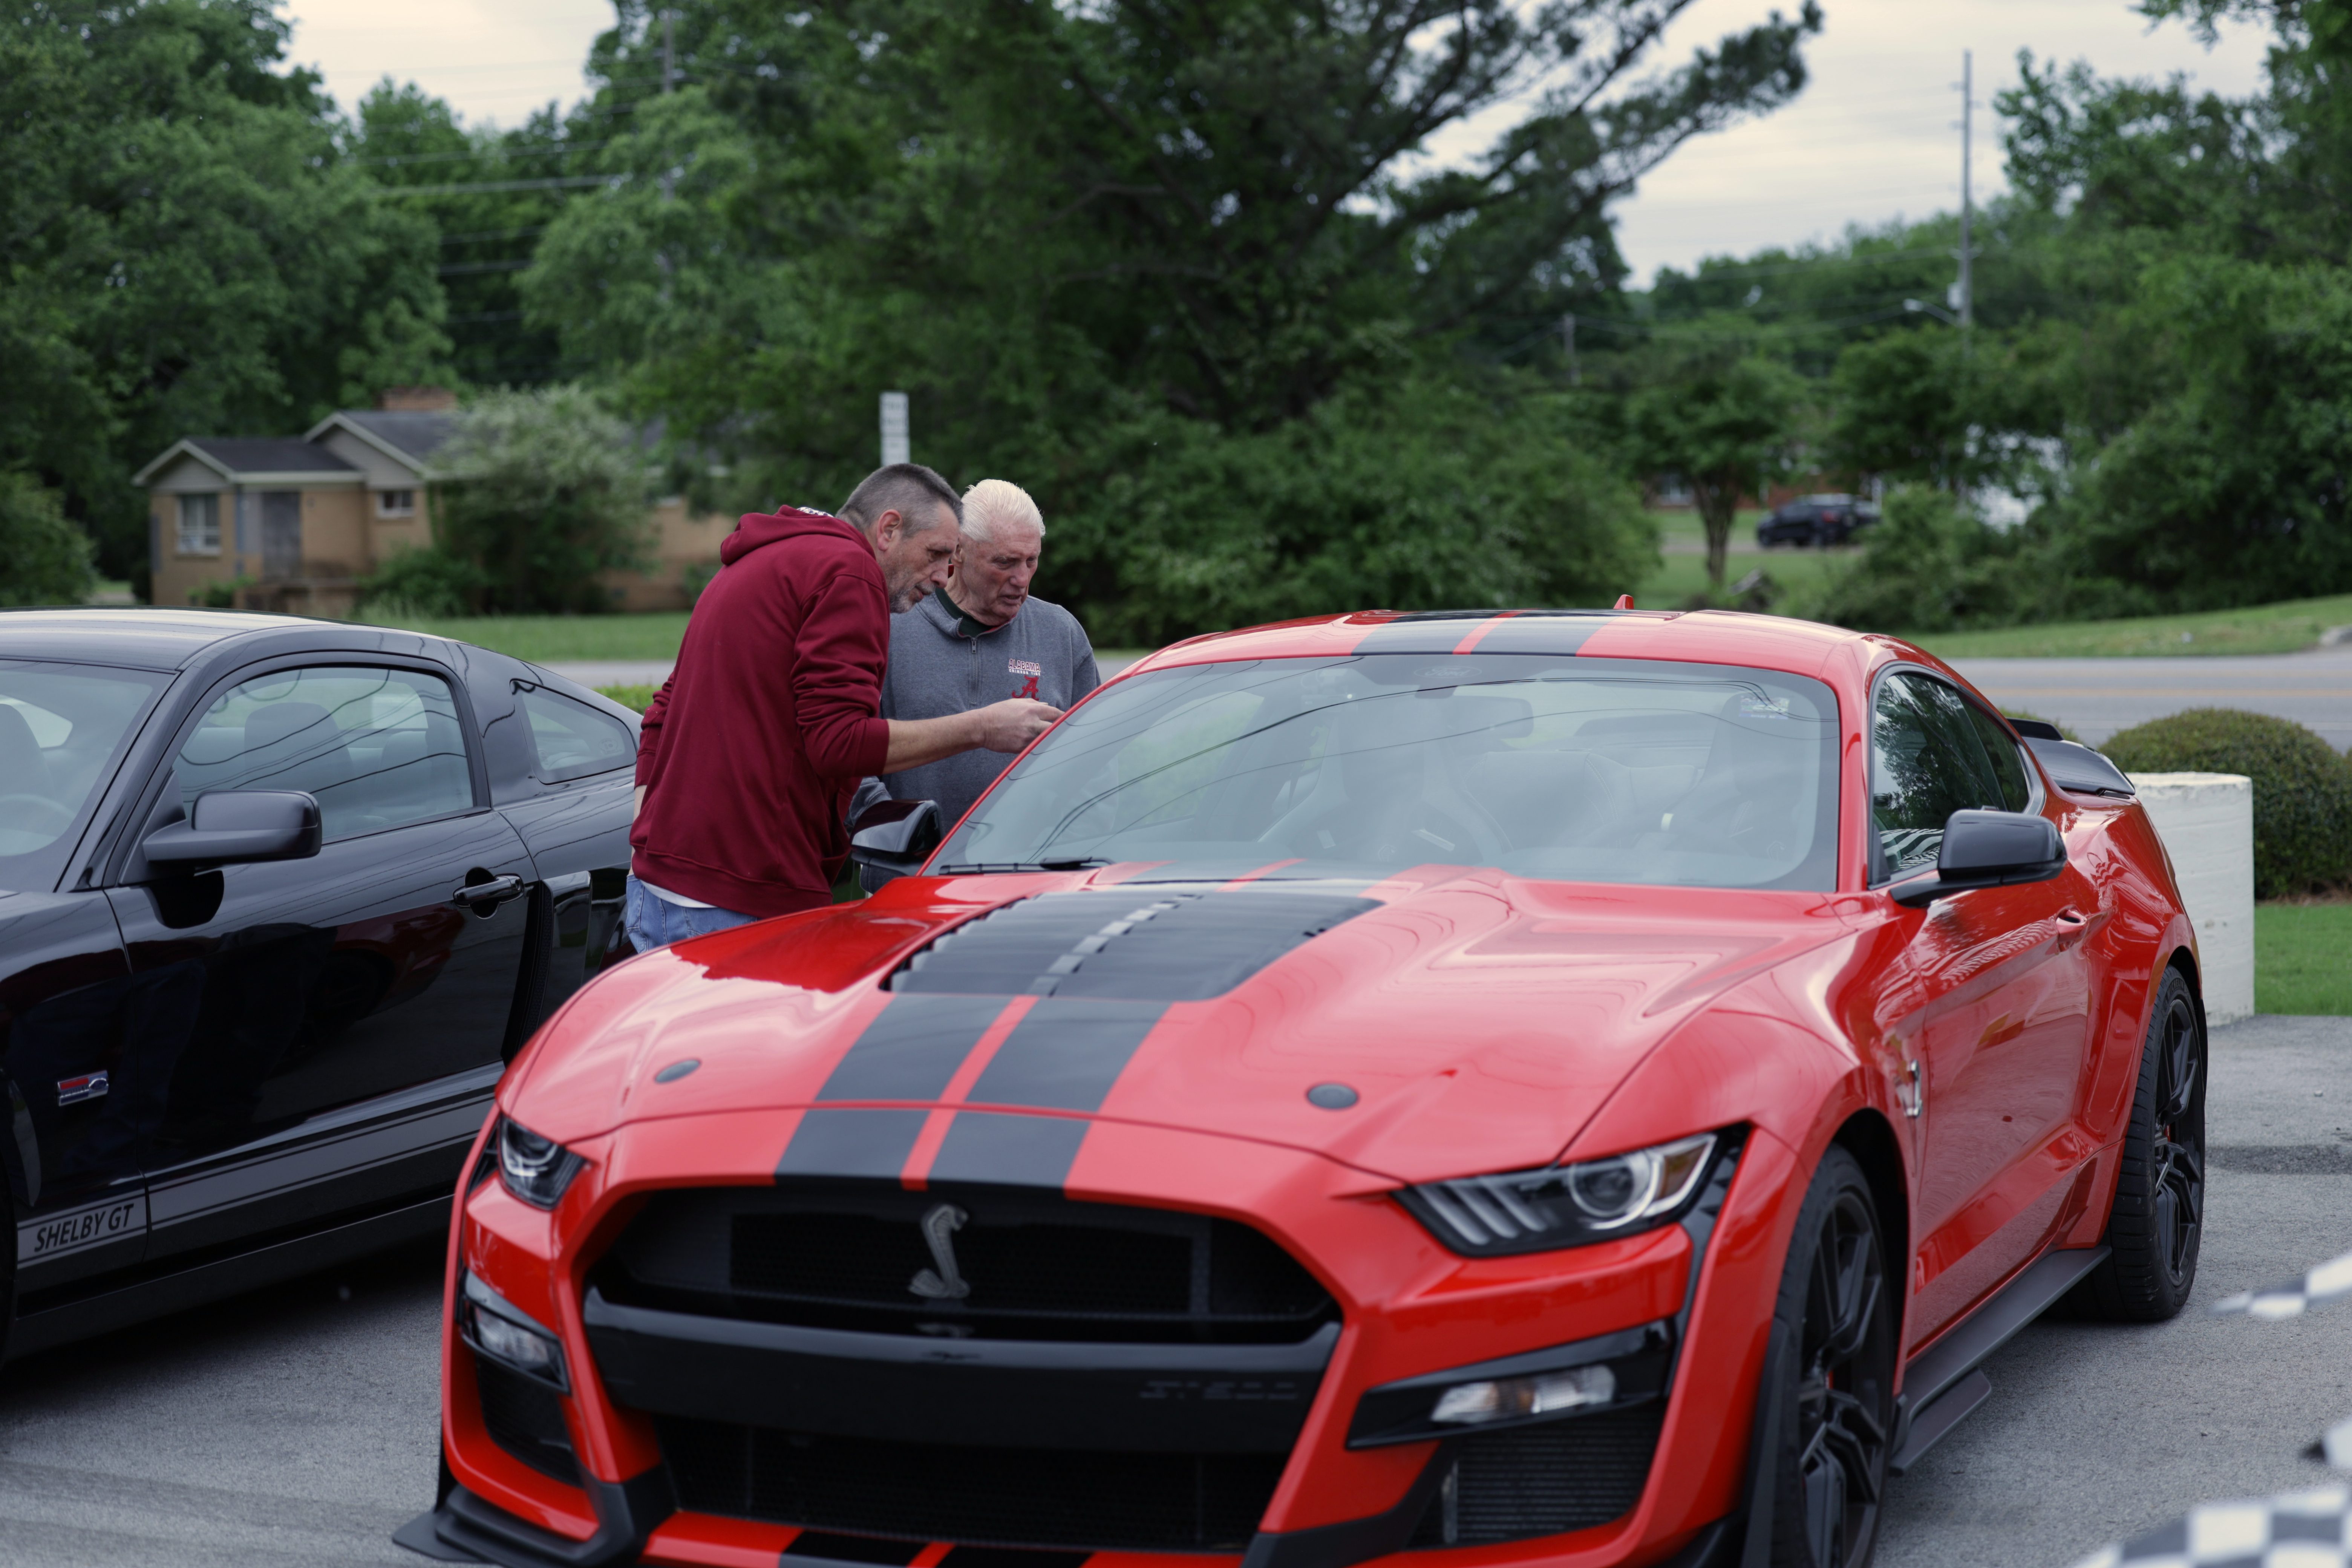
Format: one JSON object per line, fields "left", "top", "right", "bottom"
{"left": 928, "top": 1111, "right": 1092, "bottom": 1188}
{"left": 776, "top": 1108, "right": 933, "bottom": 1180}
{"left": 812, "top": 994, "right": 1006, "bottom": 1103}
{"left": 963, "top": 998, "right": 1167, "bottom": 1113}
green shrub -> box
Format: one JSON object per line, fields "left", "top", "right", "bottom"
{"left": 596, "top": 684, "right": 657, "bottom": 713}
{"left": 360, "top": 545, "right": 491, "bottom": 619}
{"left": 0, "top": 472, "right": 96, "bottom": 606}
{"left": 2100, "top": 708, "right": 2352, "bottom": 897}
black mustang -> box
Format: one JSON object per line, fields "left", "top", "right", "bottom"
{"left": 0, "top": 608, "right": 636, "bottom": 1361}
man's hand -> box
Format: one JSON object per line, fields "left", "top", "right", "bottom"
{"left": 884, "top": 700, "right": 1063, "bottom": 773}
{"left": 971, "top": 697, "right": 1062, "bottom": 752}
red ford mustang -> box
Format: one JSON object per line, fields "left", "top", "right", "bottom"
{"left": 399, "top": 609, "right": 2205, "bottom": 1568}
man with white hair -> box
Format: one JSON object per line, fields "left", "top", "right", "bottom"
{"left": 853, "top": 478, "right": 1099, "bottom": 880}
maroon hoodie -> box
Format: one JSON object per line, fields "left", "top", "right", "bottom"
{"left": 631, "top": 506, "right": 891, "bottom": 917}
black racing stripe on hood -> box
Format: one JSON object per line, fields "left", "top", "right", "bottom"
{"left": 966, "top": 999, "right": 1165, "bottom": 1113}
{"left": 928, "top": 1111, "right": 1091, "bottom": 1187}
{"left": 813, "top": 994, "right": 1006, "bottom": 1102}
{"left": 1350, "top": 611, "right": 1617, "bottom": 655}
{"left": 777, "top": 1107, "right": 929, "bottom": 1179}
{"left": 888, "top": 888, "right": 1378, "bottom": 1001}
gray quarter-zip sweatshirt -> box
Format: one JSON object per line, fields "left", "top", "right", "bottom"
{"left": 851, "top": 586, "right": 1100, "bottom": 845}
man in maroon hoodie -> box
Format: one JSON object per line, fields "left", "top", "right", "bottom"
{"left": 625, "top": 463, "right": 1059, "bottom": 949}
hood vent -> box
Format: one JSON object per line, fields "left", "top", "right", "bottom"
{"left": 890, "top": 888, "right": 1380, "bottom": 1001}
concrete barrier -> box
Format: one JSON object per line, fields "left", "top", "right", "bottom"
{"left": 2126, "top": 771, "right": 2256, "bottom": 1027}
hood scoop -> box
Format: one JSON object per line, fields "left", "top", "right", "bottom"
{"left": 888, "top": 888, "right": 1380, "bottom": 1001}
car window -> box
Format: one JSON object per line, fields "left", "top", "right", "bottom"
{"left": 516, "top": 685, "right": 636, "bottom": 783}
{"left": 0, "top": 661, "right": 166, "bottom": 890}
{"left": 176, "top": 666, "right": 472, "bottom": 842}
{"left": 1961, "top": 701, "right": 2034, "bottom": 813}
{"left": 936, "top": 652, "right": 1842, "bottom": 891}
{"left": 1871, "top": 672, "right": 2015, "bottom": 877}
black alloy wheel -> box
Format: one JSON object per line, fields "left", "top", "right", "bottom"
{"left": 2079, "top": 968, "right": 2206, "bottom": 1321}
{"left": 1768, "top": 1146, "right": 1896, "bottom": 1568}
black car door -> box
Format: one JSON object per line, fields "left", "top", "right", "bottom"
{"left": 103, "top": 657, "right": 533, "bottom": 1263}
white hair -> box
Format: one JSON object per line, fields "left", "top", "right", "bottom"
{"left": 960, "top": 478, "right": 1044, "bottom": 545}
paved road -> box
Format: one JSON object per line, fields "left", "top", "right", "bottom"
{"left": 1952, "top": 647, "right": 2352, "bottom": 751}
{"left": 2, "top": 1016, "right": 2346, "bottom": 1568}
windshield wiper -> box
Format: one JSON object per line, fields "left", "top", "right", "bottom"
{"left": 932, "top": 858, "right": 1112, "bottom": 874}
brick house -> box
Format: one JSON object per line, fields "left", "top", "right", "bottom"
{"left": 133, "top": 389, "right": 733, "bottom": 616}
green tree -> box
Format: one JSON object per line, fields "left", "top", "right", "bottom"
{"left": 0, "top": 2, "right": 450, "bottom": 590}
{"left": 1628, "top": 351, "right": 1807, "bottom": 588}
{"left": 0, "top": 473, "right": 96, "bottom": 607}
{"left": 428, "top": 386, "right": 653, "bottom": 614}
{"left": 1824, "top": 327, "right": 1975, "bottom": 490}
{"left": 508, "top": 0, "right": 1817, "bottom": 635}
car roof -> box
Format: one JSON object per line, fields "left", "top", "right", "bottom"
{"left": 0, "top": 607, "right": 338, "bottom": 670}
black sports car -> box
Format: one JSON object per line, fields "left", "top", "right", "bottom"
{"left": 0, "top": 609, "right": 636, "bottom": 1361}
{"left": 1755, "top": 495, "right": 1879, "bottom": 548}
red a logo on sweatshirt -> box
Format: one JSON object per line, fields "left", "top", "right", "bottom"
{"left": 1009, "top": 659, "right": 1041, "bottom": 700}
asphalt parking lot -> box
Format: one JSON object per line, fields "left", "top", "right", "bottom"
{"left": 0, "top": 1015, "right": 2346, "bottom": 1568}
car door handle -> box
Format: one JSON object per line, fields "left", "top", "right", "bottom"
{"left": 452, "top": 874, "right": 526, "bottom": 911}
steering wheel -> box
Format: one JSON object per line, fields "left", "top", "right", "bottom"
{"left": 0, "top": 794, "right": 73, "bottom": 835}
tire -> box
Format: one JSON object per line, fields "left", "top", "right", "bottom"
{"left": 1765, "top": 1145, "right": 1897, "bottom": 1568}
{"left": 2077, "top": 967, "right": 2205, "bottom": 1321}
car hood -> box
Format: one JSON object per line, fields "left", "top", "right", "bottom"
{"left": 511, "top": 868, "right": 1855, "bottom": 1184}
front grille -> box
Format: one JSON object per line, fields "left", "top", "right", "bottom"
{"left": 602, "top": 1182, "right": 1334, "bottom": 1344}
{"left": 658, "top": 1418, "right": 1283, "bottom": 1551}
{"left": 1407, "top": 1403, "right": 1666, "bottom": 1547}
{"left": 475, "top": 1355, "right": 580, "bottom": 1487}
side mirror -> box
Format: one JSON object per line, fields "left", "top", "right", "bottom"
{"left": 1891, "top": 808, "right": 2066, "bottom": 908}
{"left": 848, "top": 798, "right": 942, "bottom": 877}
{"left": 143, "top": 790, "right": 323, "bottom": 871}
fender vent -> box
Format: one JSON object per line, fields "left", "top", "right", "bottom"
{"left": 889, "top": 888, "right": 1379, "bottom": 1001}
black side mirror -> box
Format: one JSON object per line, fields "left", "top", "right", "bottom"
{"left": 1891, "top": 808, "right": 2067, "bottom": 908}
{"left": 143, "top": 790, "right": 323, "bottom": 871}
{"left": 848, "top": 798, "right": 942, "bottom": 876}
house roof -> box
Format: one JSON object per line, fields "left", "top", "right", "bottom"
{"left": 306, "top": 409, "right": 457, "bottom": 469}
{"left": 131, "top": 437, "right": 362, "bottom": 486}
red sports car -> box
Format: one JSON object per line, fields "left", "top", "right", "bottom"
{"left": 400, "top": 609, "right": 2204, "bottom": 1568}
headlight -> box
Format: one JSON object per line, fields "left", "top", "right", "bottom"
{"left": 1397, "top": 1131, "right": 1721, "bottom": 1256}
{"left": 459, "top": 1272, "right": 568, "bottom": 1391}
{"left": 497, "top": 1116, "right": 583, "bottom": 1209}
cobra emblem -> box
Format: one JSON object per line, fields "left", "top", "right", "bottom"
{"left": 909, "top": 1202, "right": 972, "bottom": 1300}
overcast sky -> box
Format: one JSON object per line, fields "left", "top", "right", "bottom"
{"left": 282, "top": 0, "right": 2278, "bottom": 284}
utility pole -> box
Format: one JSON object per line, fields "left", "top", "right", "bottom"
{"left": 662, "top": 9, "right": 675, "bottom": 94}
{"left": 1560, "top": 312, "right": 1580, "bottom": 386}
{"left": 1955, "top": 50, "right": 1978, "bottom": 346}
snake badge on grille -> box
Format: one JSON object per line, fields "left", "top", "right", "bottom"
{"left": 909, "top": 1202, "right": 972, "bottom": 1300}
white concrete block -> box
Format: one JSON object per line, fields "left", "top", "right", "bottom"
{"left": 2127, "top": 772, "right": 2256, "bottom": 1027}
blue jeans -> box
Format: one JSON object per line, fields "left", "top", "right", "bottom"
{"left": 623, "top": 876, "right": 760, "bottom": 952}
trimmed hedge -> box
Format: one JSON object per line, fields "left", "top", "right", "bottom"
{"left": 2101, "top": 708, "right": 2352, "bottom": 897}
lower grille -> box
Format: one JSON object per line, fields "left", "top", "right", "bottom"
{"left": 475, "top": 1355, "right": 580, "bottom": 1487}
{"left": 657, "top": 1418, "right": 1283, "bottom": 1551}
{"left": 1407, "top": 1403, "right": 1666, "bottom": 1547}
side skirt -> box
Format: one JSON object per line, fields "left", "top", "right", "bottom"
{"left": 1887, "top": 1244, "right": 2110, "bottom": 1475}
{"left": 5, "top": 1193, "right": 449, "bottom": 1359}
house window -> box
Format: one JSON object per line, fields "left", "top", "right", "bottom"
{"left": 176, "top": 493, "right": 221, "bottom": 555}
{"left": 376, "top": 489, "right": 416, "bottom": 518}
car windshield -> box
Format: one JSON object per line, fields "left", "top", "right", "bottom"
{"left": 0, "top": 660, "right": 168, "bottom": 891}
{"left": 936, "top": 652, "right": 1841, "bottom": 890}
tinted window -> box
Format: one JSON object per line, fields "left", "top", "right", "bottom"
{"left": 1963, "top": 702, "right": 2034, "bottom": 812}
{"left": 0, "top": 661, "right": 165, "bottom": 890}
{"left": 177, "top": 666, "right": 472, "bottom": 841}
{"left": 517, "top": 685, "right": 636, "bottom": 782}
{"left": 936, "top": 653, "right": 1841, "bottom": 891}
{"left": 1871, "top": 672, "right": 2021, "bottom": 876}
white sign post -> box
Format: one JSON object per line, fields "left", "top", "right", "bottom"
{"left": 879, "top": 391, "right": 910, "bottom": 467}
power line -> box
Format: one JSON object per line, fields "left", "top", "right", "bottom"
{"left": 439, "top": 224, "right": 551, "bottom": 245}
{"left": 437, "top": 259, "right": 534, "bottom": 276}
{"left": 365, "top": 174, "right": 618, "bottom": 198}
{"left": 351, "top": 139, "right": 617, "bottom": 167}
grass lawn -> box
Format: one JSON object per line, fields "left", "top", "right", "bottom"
{"left": 2255, "top": 901, "right": 2352, "bottom": 1015}
{"left": 1906, "top": 594, "right": 2352, "bottom": 660}
{"left": 361, "top": 611, "right": 694, "bottom": 664}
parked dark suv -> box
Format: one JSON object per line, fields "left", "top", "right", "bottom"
{"left": 1757, "top": 494, "right": 1879, "bottom": 547}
